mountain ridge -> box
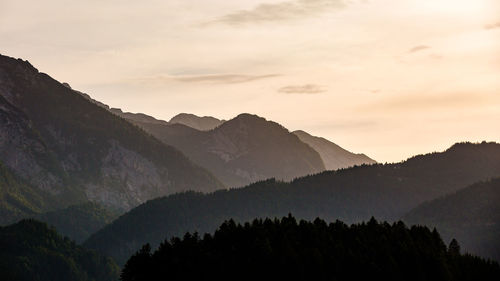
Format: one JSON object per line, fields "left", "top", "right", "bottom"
{"left": 85, "top": 141, "right": 500, "bottom": 264}
{"left": 0, "top": 54, "right": 224, "bottom": 222}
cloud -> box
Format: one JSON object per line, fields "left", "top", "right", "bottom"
{"left": 484, "top": 22, "right": 500, "bottom": 30}
{"left": 408, "top": 45, "right": 431, "bottom": 53}
{"left": 174, "top": 74, "right": 280, "bottom": 83}
{"left": 278, "top": 84, "right": 326, "bottom": 94}
{"left": 208, "top": 0, "right": 346, "bottom": 26}
{"left": 141, "top": 73, "right": 280, "bottom": 84}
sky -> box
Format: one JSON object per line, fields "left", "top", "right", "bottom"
{"left": 1, "top": 0, "right": 499, "bottom": 162}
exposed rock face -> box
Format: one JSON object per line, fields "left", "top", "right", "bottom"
{"left": 169, "top": 113, "right": 224, "bottom": 131}
{"left": 0, "top": 54, "right": 224, "bottom": 220}
{"left": 293, "top": 130, "right": 376, "bottom": 170}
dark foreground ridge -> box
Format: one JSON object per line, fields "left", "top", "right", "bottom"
{"left": 0, "top": 219, "right": 119, "bottom": 281}
{"left": 122, "top": 215, "right": 500, "bottom": 281}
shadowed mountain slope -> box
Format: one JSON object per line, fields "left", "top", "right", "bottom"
{"left": 35, "top": 202, "right": 119, "bottom": 243}
{"left": 293, "top": 130, "right": 376, "bottom": 170}
{"left": 403, "top": 178, "right": 500, "bottom": 261}
{"left": 0, "top": 219, "right": 119, "bottom": 281}
{"left": 169, "top": 113, "right": 224, "bottom": 131}
{"left": 124, "top": 113, "right": 326, "bottom": 187}
{"left": 85, "top": 142, "right": 500, "bottom": 264}
{"left": 0, "top": 54, "right": 223, "bottom": 222}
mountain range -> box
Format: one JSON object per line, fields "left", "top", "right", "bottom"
{"left": 111, "top": 109, "right": 375, "bottom": 188}
{"left": 1, "top": 53, "right": 499, "bottom": 278}
{"left": 0, "top": 54, "right": 223, "bottom": 224}
{"left": 84, "top": 142, "right": 500, "bottom": 264}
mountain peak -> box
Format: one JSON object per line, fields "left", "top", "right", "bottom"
{"left": 292, "top": 130, "right": 376, "bottom": 170}
{"left": 169, "top": 113, "right": 224, "bottom": 131}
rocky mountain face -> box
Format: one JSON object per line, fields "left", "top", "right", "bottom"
{"left": 169, "top": 113, "right": 224, "bottom": 131}
{"left": 293, "top": 130, "right": 376, "bottom": 170}
{"left": 0, "top": 54, "right": 223, "bottom": 222}
{"left": 124, "top": 113, "right": 327, "bottom": 187}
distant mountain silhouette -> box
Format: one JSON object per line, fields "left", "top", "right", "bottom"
{"left": 110, "top": 108, "right": 169, "bottom": 125}
{"left": 404, "top": 178, "right": 500, "bottom": 261}
{"left": 293, "top": 130, "right": 376, "bottom": 170}
{"left": 85, "top": 142, "right": 500, "bottom": 264}
{"left": 0, "top": 54, "right": 223, "bottom": 224}
{"left": 0, "top": 219, "right": 119, "bottom": 281}
{"left": 169, "top": 113, "right": 224, "bottom": 131}
{"left": 121, "top": 113, "right": 327, "bottom": 187}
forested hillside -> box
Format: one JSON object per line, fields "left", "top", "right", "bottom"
{"left": 0, "top": 219, "right": 119, "bottom": 281}
{"left": 85, "top": 142, "right": 500, "bottom": 264}
{"left": 404, "top": 178, "right": 500, "bottom": 261}
{"left": 121, "top": 215, "right": 500, "bottom": 281}
{"left": 35, "top": 202, "right": 119, "bottom": 243}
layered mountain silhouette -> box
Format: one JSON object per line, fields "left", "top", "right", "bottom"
{"left": 84, "top": 142, "right": 500, "bottom": 264}
{"left": 293, "top": 130, "right": 376, "bottom": 170}
{"left": 403, "top": 178, "right": 500, "bottom": 261}
{"left": 0, "top": 54, "right": 223, "bottom": 224}
{"left": 117, "top": 112, "right": 327, "bottom": 187}
{"left": 169, "top": 113, "right": 224, "bottom": 131}
{"left": 0, "top": 219, "right": 119, "bottom": 281}
{"left": 113, "top": 110, "right": 375, "bottom": 187}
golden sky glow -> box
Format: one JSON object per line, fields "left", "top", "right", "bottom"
{"left": 1, "top": 0, "right": 499, "bottom": 162}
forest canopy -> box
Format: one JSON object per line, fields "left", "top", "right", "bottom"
{"left": 121, "top": 215, "right": 500, "bottom": 281}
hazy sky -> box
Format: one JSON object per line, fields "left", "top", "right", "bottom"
{"left": 1, "top": 0, "right": 499, "bottom": 162}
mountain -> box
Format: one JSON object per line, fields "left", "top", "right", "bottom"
{"left": 35, "top": 202, "right": 119, "bottom": 243}
{"left": 169, "top": 113, "right": 224, "bottom": 131}
{"left": 293, "top": 130, "right": 376, "bottom": 170}
{"left": 110, "top": 108, "right": 169, "bottom": 126}
{"left": 121, "top": 216, "right": 500, "bottom": 281}
{"left": 84, "top": 142, "right": 500, "bottom": 264}
{"left": 0, "top": 54, "right": 224, "bottom": 222}
{"left": 122, "top": 113, "right": 326, "bottom": 187}
{"left": 0, "top": 219, "right": 119, "bottom": 281}
{"left": 403, "top": 178, "right": 500, "bottom": 261}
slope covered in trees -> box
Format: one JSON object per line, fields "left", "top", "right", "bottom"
{"left": 0, "top": 161, "right": 48, "bottom": 224}
{"left": 121, "top": 215, "right": 500, "bottom": 281}
{"left": 85, "top": 142, "right": 500, "bottom": 264}
{"left": 0, "top": 219, "right": 119, "bottom": 281}
{"left": 404, "top": 178, "right": 500, "bottom": 261}
{"left": 35, "top": 202, "right": 119, "bottom": 243}
{"left": 0, "top": 54, "right": 223, "bottom": 222}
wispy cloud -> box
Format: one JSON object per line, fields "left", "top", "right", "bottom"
{"left": 278, "top": 84, "right": 326, "bottom": 94}
{"left": 140, "top": 73, "right": 280, "bottom": 84}
{"left": 484, "top": 22, "right": 500, "bottom": 30}
{"left": 208, "top": 0, "right": 346, "bottom": 26}
{"left": 408, "top": 45, "right": 431, "bottom": 53}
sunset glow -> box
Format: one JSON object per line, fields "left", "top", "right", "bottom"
{"left": 1, "top": 0, "right": 499, "bottom": 162}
